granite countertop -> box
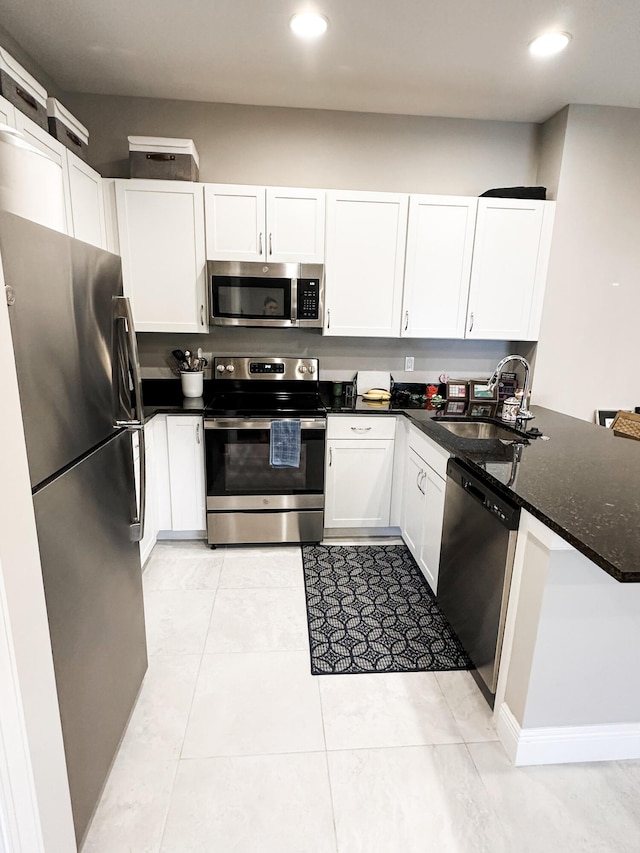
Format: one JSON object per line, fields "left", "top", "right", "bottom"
{"left": 142, "top": 379, "right": 640, "bottom": 583}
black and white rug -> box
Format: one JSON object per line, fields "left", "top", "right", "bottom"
{"left": 302, "top": 543, "right": 472, "bottom": 675}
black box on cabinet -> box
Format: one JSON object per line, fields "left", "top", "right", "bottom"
{"left": 0, "top": 47, "right": 48, "bottom": 130}
{"left": 47, "top": 98, "right": 89, "bottom": 161}
{"left": 128, "top": 136, "right": 200, "bottom": 181}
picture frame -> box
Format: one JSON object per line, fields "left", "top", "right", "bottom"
{"left": 446, "top": 380, "right": 468, "bottom": 400}
{"left": 443, "top": 400, "right": 466, "bottom": 415}
{"left": 467, "top": 401, "right": 498, "bottom": 418}
{"left": 596, "top": 409, "right": 618, "bottom": 428}
{"left": 469, "top": 379, "right": 497, "bottom": 401}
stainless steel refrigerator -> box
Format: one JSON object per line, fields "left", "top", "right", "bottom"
{"left": 1, "top": 211, "right": 148, "bottom": 846}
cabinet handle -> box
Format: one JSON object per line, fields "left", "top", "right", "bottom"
{"left": 468, "top": 311, "right": 474, "bottom": 332}
{"left": 350, "top": 426, "right": 372, "bottom": 432}
{"left": 200, "top": 304, "right": 204, "bottom": 326}
{"left": 15, "top": 86, "right": 37, "bottom": 110}
{"left": 259, "top": 232, "right": 263, "bottom": 255}
{"left": 269, "top": 233, "right": 273, "bottom": 255}
{"left": 329, "top": 446, "right": 333, "bottom": 466}
{"left": 327, "top": 308, "right": 330, "bottom": 329}
{"left": 196, "top": 423, "right": 201, "bottom": 444}
{"left": 404, "top": 310, "right": 409, "bottom": 331}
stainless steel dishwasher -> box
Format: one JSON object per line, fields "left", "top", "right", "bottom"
{"left": 437, "top": 458, "right": 521, "bottom": 706}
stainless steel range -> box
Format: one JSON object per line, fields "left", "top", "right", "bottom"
{"left": 204, "top": 356, "right": 326, "bottom": 546}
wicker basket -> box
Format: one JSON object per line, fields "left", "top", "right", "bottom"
{"left": 610, "top": 410, "right": 640, "bottom": 441}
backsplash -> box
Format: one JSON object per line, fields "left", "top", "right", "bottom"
{"left": 137, "top": 329, "right": 536, "bottom": 385}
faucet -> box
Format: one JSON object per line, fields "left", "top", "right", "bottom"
{"left": 487, "top": 354, "right": 534, "bottom": 420}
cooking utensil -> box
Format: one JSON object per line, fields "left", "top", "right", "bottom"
{"left": 172, "top": 348, "right": 185, "bottom": 362}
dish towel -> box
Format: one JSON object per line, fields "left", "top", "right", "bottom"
{"left": 270, "top": 420, "right": 301, "bottom": 468}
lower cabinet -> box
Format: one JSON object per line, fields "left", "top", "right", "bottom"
{"left": 324, "top": 416, "right": 396, "bottom": 528}
{"left": 142, "top": 414, "right": 206, "bottom": 545}
{"left": 401, "top": 427, "right": 449, "bottom": 593}
{"left": 166, "top": 415, "right": 206, "bottom": 532}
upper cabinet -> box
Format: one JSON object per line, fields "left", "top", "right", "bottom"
{"left": 401, "top": 195, "right": 477, "bottom": 338}
{"left": 65, "top": 154, "right": 107, "bottom": 249}
{"left": 0, "top": 94, "right": 16, "bottom": 127}
{"left": 204, "top": 184, "right": 325, "bottom": 263}
{"left": 115, "top": 179, "right": 207, "bottom": 333}
{"left": 12, "top": 109, "right": 107, "bottom": 249}
{"left": 324, "top": 190, "right": 408, "bottom": 337}
{"left": 465, "top": 198, "right": 555, "bottom": 340}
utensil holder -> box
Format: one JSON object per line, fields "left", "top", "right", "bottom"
{"left": 181, "top": 370, "right": 203, "bottom": 398}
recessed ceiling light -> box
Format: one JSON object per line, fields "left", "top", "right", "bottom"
{"left": 289, "top": 12, "right": 329, "bottom": 38}
{"left": 529, "top": 32, "right": 571, "bottom": 57}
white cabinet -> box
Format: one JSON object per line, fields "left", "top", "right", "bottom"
{"left": 401, "top": 426, "right": 449, "bottom": 593}
{"left": 65, "top": 152, "right": 107, "bottom": 249}
{"left": 0, "top": 95, "right": 16, "bottom": 127}
{"left": 324, "top": 416, "right": 396, "bottom": 528}
{"left": 204, "top": 184, "right": 325, "bottom": 263}
{"left": 324, "top": 190, "right": 408, "bottom": 337}
{"left": 12, "top": 110, "right": 107, "bottom": 248}
{"left": 465, "top": 198, "right": 555, "bottom": 340}
{"left": 401, "top": 195, "right": 477, "bottom": 338}
{"left": 14, "top": 111, "right": 73, "bottom": 231}
{"left": 166, "top": 416, "right": 206, "bottom": 532}
{"left": 115, "top": 179, "right": 207, "bottom": 333}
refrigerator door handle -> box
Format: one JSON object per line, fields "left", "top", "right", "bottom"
{"left": 113, "top": 296, "right": 146, "bottom": 541}
{"left": 114, "top": 296, "right": 144, "bottom": 429}
{"left": 130, "top": 425, "right": 146, "bottom": 542}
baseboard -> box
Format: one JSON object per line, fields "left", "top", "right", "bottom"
{"left": 323, "top": 526, "right": 402, "bottom": 540}
{"left": 497, "top": 702, "right": 640, "bottom": 765}
{"left": 156, "top": 530, "right": 206, "bottom": 541}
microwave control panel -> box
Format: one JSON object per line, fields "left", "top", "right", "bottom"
{"left": 297, "top": 278, "right": 320, "bottom": 320}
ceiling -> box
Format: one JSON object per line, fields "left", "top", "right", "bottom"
{"left": 2, "top": 0, "right": 640, "bottom": 123}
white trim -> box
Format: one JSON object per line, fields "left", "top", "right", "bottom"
{"left": 497, "top": 702, "right": 640, "bottom": 766}
{"left": 0, "top": 563, "right": 45, "bottom": 853}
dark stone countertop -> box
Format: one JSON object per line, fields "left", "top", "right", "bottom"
{"left": 143, "top": 379, "right": 640, "bottom": 583}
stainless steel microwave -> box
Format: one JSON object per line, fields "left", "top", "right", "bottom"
{"left": 208, "top": 261, "right": 324, "bottom": 328}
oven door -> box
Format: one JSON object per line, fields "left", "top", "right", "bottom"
{"left": 209, "top": 262, "right": 297, "bottom": 327}
{"left": 204, "top": 418, "right": 326, "bottom": 510}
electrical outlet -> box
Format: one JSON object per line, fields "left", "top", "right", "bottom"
{"left": 405, "top": 356, "right": 414, "bottom": 371}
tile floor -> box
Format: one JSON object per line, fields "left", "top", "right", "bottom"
{"left": 82, "top": 541, "right": 640, "bottom": 852}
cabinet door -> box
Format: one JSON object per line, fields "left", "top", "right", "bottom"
{"left": 402, "top": 447, "right": 426, "bottom": 560}
{"left": 13, "top": 111, "right": 72, "bottom": 231}
{"left": 266, "top": 187, "right": 325, "bottom": 263}
{"left": 466, "top": 198, "right": 555, "bottom": 340}
{"left": 419, "top": 468, "right": 446, "bottom": 594}
{"left": 204, "top": 184, "right": 266, "bottom": 260}
{"left": 166, "top": 416, "right": 206, "bottom": 532}
{"left": 0, "top": 95, "right": 16, "bottom": 126}
{"left": 65, "top": 151, "right": 107, "bottom": 249}
{"left": 324, "top": 191, "right": 408, "bottom": 337}
{"left": 115, "top": 180, "right": 207, "bottom": 333}
{"left": 402, "top": 195, "right": 476, "bottom": 338}
{"left": 325, "top": 439, "right": 394, "bottom": 527}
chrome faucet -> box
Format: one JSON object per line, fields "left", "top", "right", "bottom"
{"left": 487, "top": 354, "right": 534, "bottom": 420}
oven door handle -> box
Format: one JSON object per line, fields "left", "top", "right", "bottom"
{"left": 204, "top": 418, "right": 327, "bottom": 430}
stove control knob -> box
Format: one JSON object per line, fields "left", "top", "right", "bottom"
{"left": 298, "top": 364, "right": 308, "bottom": 374}
{"left": 225, "top": 364, "right": 235, "bottom": 373}
{"left": 216, "top": 364, "right": 226, "bottom": 373}
{"left": 308, "top": 364, "right": 316, "bottom": 375}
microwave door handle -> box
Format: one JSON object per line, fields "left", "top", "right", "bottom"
{"left": 114, "top": 296, "right": 144, "bottom": 428}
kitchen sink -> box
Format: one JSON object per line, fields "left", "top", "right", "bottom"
{"left": 435, "top": 420, "right": 527, "bottom": 441}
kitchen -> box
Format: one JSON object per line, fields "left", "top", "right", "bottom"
{"left": 2, "top": 2, "right": 640, "bottom": 851}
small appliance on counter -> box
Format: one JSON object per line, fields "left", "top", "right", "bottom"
{"left": 355, "top": 370, "right": 391, "bottom": 396}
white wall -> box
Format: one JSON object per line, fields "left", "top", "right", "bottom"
{"left": 534, "top": 105, "right": 640, "bottom": 421}
{"left": 64, "top": 92, "right": 539, "bottom": 193}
